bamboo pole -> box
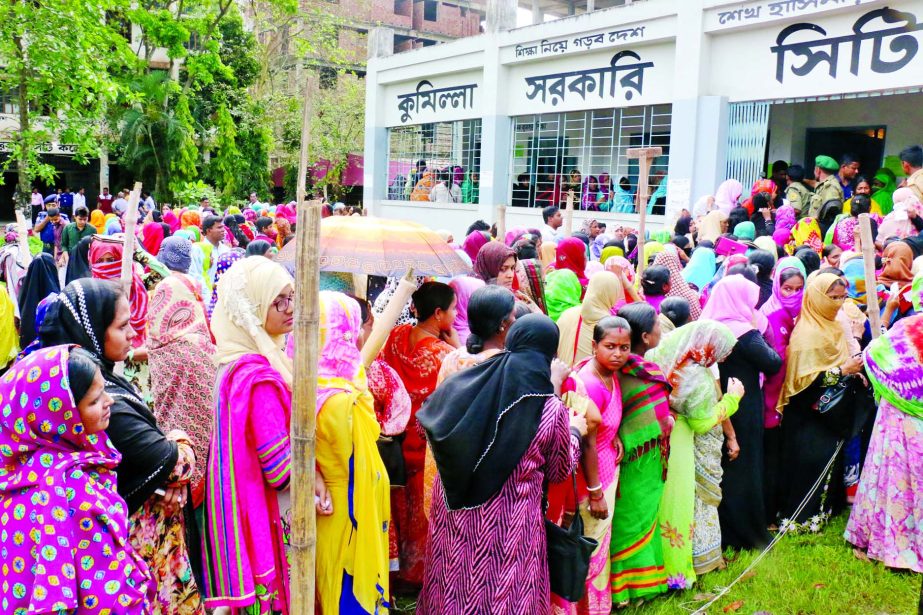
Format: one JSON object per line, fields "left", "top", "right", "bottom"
{"left": 361, "top": 269, "right": 416, "bottom": 367}
{"left": 627, "top": 147, "right": 661, "bottom": 278}
{"left": 119, "top": 182, "right": 142, "bottom": 297}
{"left": 564, "top": 191, "right": 575, "bottom": 237}
{"left": 14, "top": 210, "right": 32, "bottom": 269}
{"left": 495, "top": 204, "right": 507, "bottom": 243}
{"left": 858, "top": 214, "right": 880, "bottom": 339}
{"left": 290, "top": 73, "right": 318, "bottom": 615}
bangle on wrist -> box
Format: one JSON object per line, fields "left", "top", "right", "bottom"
{"left": 588, "top": 491, "right": 604, "bottom": 501}
{"left": 586, "top": 484, "right": 602, "bottom": 492}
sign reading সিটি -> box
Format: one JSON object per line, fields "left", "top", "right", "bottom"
{"left": 771, "top": 7, "right": 923, "bottom": 83}
{"left": 396, "top": 81, "right": 478, "bottom": 124}
{"left": 521, "top": 50, "right": 654, "bottom": 106}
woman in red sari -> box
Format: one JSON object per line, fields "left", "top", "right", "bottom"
{"left": 380, "top": 281, "right": 459, "bottom": 588}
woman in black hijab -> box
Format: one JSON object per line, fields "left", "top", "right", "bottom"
{"left": 416, "top": 314, "right": 587, "bottom": 614}
{"left": 64, "top": 235, "right": 93, "bottom": 285}
{"left": 40, "top": 278, "right": 205, "bottom": 612}
{"left": 748, "top": 249, "right": 776, "bottom": 309}
{"left": 18, "top": 253, "right": 60, "bottom": 348}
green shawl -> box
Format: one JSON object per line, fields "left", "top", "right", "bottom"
{"left": 544, "top": 269, "right": 582, "bottom": 321}
{"left": 872, "top": 168, "right": 898, "bottom": 215}
{"left": 460, "top": 172, "right": 479, "bottom": 204}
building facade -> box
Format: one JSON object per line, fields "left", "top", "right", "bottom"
{"left": 362, "top": 0, "right": 923, "bottom": 238}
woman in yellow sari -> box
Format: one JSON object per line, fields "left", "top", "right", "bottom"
{"left": 90, "top": 209, "right": 107, "bottom": 234}
{"left": 557, "top": 271, "right": 627, "bottom": 366}
{"left": 315, "top": 291, "right": 391, "bottom": 614}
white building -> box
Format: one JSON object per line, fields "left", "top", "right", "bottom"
{"left": 362, "top": 0, "right": 923, "bottom": 238}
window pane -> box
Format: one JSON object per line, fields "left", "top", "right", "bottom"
{"left": 386, "top": 119, "right": 482, "bottom": 204}
{"left": 509, "top": 105, "right": 672, "bottom": 214}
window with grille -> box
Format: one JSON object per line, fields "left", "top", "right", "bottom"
{"left": 509, "top": 104, "right": 671, "bottom": 214}
{"left": 386, "top": 119, "right": 482, "bottom": 204}
{"left": 0, "top": 90, "right": 19, "bottom": 115}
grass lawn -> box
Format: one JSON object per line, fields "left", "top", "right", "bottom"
{"left": 391, "top": 513, "right": 920, "bottom": 614}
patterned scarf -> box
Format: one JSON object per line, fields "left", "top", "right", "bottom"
{"left": 864, "top": 313, "right": 923, "bottom": 419}
{"left": 88, "top": 237, "right": 148, "bottom": 348}
{"left": 0, "top": 346, "right": 153, "bottom": 613}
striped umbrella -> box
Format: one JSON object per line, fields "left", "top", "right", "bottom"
{"left": 276, "top": 215, "right": 470, "bottom": 277}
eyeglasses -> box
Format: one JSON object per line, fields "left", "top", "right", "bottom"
{"left": 273, "top": 293, "right": 295, "bottom": 313}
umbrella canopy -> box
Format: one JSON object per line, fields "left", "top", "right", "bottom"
{"left": 277, "top": 215, "right": 469, "bottom": 277}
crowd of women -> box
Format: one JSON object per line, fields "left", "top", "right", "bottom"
{"left": 0, "top": 170, "right": 922, "bottom": 615}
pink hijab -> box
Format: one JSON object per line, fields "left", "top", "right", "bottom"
{"left": 462, "top": 230, "right": 491, "bottom": 263}
{"left": 448, "top": 276, "right": 486, "bottom": 344}
{"left": 276, "top": 202, "right": 298, "bottom": 225}
{"left": 700, "top": 275, "right": 767, "bottom": 338}
{"left": 714, "top": 179, "right": 743, "bottom": 215}
{"left": 163, "top": 209, "right": 181, "bottom": 233}
{"left": 316, "top": 291, "right": 365, "bottom": 413}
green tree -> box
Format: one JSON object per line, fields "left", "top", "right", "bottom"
{"left": 207, "top": 104, "right": 240, "bottom": 201}
{"left": 118, "top": 71, "right": 199, "bottom": 198}
{"left": 0, "top": 0, "right": 137, "bottom": 211}
{"left": 309, "top": 73, "right": 366, "bottom": 201}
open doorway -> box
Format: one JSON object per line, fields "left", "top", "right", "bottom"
{"left": 805, "top": 126, "right": 886, "bottom": 180}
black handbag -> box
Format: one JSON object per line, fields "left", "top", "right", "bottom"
{"left": 815, "top": 375, "right": 859, "bottom": 439}
{"left": 544, "top": 474, "right": 598, "bottom": 602}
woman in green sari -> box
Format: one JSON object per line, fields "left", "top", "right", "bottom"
{"left": 610, "top": 303, "right": 672, "bottom": 605}
{"left": 647, "top": 320, "right": 744, "bottom": 590}
{"left": 461, "top": 171, "right": 480, "bottom": 204}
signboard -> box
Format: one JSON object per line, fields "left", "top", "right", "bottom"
{"left": 507, "top": 44, "right": 675, "bottom": 115}
{"left": 665, "top": 177, "right": 692, "bottom": 221}
{"left": 383, "top": 70, "right": 483, "bottom": 126}
{"left": 708, "top": 1, "right": 923, "bottom": 101}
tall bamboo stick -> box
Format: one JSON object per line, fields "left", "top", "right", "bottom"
{"left": 627, "top": 147, "right": 661, "bottom": 278}
{"left": 858, "top": 214, "right": 880, "bottom": 339}
{"left": 119, "top": 182, "right": 142, "bottom": 297}
{"left": 564, "top": 191, "right": 575, "bottom": 237}
{"left": 14, "top": 210, "right": 32, "bottom": 269}
{"left": 290, "top": 74, "right": 318, "bottom": 615}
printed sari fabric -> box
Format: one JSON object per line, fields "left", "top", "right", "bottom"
{"left": 553, "top": 360, "right": 623, "bottom": 614}
{"left": 380, "top": 323, "right": 453, "bottom": 585}
{"left": 148, "top": 272, "right": 217, "bottom": 508}
{"left": 203, "top": 354, "right": 292, "bottom": 613}
{"left": 0, "top": 346, "right": 154, "bottom": 615}
{"left": 610, "top": 357, "right": 670, "bottom": 603}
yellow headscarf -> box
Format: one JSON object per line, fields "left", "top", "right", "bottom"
{"left": 0, "top": 282, "right": 19, "bottom": 367}
{"left": 698, "top": 210, "right": 728, "bottom": 243}
{"left": 90, "top": 210, "right": 106, "bottom": 234}
{"left": 777, "top": 273, "right": 850, "bottom": 412}
{"left": 556, "top": 271, "right": 624, "bottom": 365}
{"left": 211, "top": 257, "right": 294, "bottom": 385}
{"left": 600, "top": 245, "right": 623, "bottom": 265}
{"left": 540, "top": 241, "right": 557, "bottom": 270}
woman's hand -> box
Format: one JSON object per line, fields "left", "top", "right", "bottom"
{"left": 551, "top": 358, "right": 571, "bottom": 391}
{"left": 726, "top": 377, "right": 745, "bottom": 398}
{"left": 131, "top": 346, "right": 149, "bottom": 363}
{"left": 441, "top": 327, "right": 462, "bottom": 349}
{"left": 612, "top": 434, "right": 624, "bottom": 465}
{"left": 160, "top": 485, "right": 186, "bottom": 514}
{"left": 725, "top": 436, "right": 740, "bottom": 461}
{"left": 841, "top": 354, "right": 863, "bottom": 376}
{"left": 588, "top": 493, "right": 608, "bottom": 519}
{"left": 165, "top": 429, "right": 190, "bottom": 443}
{"left": 315, "top": 472, "right": 333, "bottom": 516}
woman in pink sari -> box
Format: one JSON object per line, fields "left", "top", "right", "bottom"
{"left": 553, "top": 316, "right": 631, "bottom": 614}
{"left": 203, "top": 257, "right": 295, "bottom": 614}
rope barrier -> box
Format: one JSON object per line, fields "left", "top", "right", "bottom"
{"left": 686, "top": 440, "right": 845, "bottom": 614}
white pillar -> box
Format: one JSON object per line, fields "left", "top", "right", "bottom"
{"left": 531, "top": 0, "right": 543, "bottom": 25}
{"left": 486, "top": 0, "right": 517, "bottom": 33}
{"left": 476, "top": 35, "right": 510, "bottom": 226}
{"left": 586, "top": 0, "right": 595, "bottom": 13}
{"left": 363, "top": 27, "right": 395, "bottom": 215}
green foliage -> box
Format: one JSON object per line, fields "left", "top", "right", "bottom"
{"left": 0, "top": 0, "right": 138, "bottom": 209}
{"left": 207, "top": 104, "right": 240, "bottom": 202}
{"left": 309, "top": 73, "right": 366, "bottom": 201}
{"left": 118, "top": 71, "right": 198, "bottom": 199}
{"left": 169, "top": 95, "right": 200, "bottom": 196}
{"left": 173, "top": 180, "right": 218, "bottom": 208}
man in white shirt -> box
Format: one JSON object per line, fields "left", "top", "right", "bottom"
{"left": 540, "top": 205, "right": 564, "bottom": 244}
{"left": 141, "top": 191, "right": 156, "bottom": 214}
{"left": 188, "top": 214, "right": 230, "bottom": 292}
{"left": 248, "top": 192, "right": 266, "bottom": 208}
{"left": 73, "top": 187, "right": 86, "bottom": 212}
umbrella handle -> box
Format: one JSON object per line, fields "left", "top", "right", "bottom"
{"left": 361, "top": 270, "right": 417, "bottom": 367}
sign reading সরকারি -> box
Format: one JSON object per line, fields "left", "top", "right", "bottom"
{"left": 395, "top": 80, "right": 478, "bottom": 124}
{"left": 771, "top": 6, "right": 923, "bottom": 83}
{"left": 521, "top": 50, "right": 654, "bottom": 106}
